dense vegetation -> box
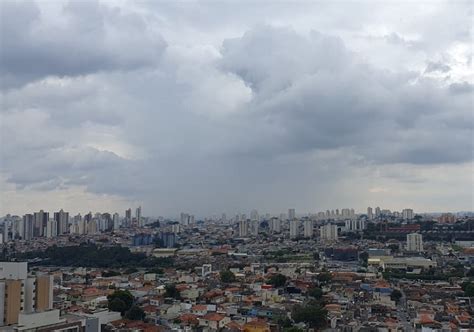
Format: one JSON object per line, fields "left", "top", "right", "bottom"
{"left": 16, "top": 244, "right": 173, "bottom": 268}
{"left": 220, "top": 270, "right": 236, "bottom": 283}
{"left": 292, "top": 301, "right": 328, "bottom": 329}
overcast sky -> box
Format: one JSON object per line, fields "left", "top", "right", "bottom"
{"left": 0, "top": 0, "right": 473, "bottom": 217}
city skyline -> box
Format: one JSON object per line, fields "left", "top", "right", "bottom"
{"left": 1, "top": 0, "right": 473, "bottom": 216}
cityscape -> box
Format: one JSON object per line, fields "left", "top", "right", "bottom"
{"left": 0, "top": 207, "right": 473, "bottom": 331}
{"left": 0, "top": 0, "right": 473, "bottom": 332}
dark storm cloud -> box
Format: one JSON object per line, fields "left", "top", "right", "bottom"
{"left": 0, "top": 0, "right": 166, "bottom": 89}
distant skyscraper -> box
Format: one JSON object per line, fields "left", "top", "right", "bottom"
{"left": 270, "top": 217, "right": 281, "bottom": 233}
{"left": 53, "top": 209, "right": 69, "bottom": 235}
{"left": 22, "top": 214, "right": 34, "bottom": 241}
{"left": 252, "top": 219, "right": 259, "bottom": 236}
{"left": 402, "top": 209, "right": 414, "bottom": 220}
{"left": 367, "top": 207, "right": 373, "bottom": 220}
{"left": 375, "top": 207, "right": 381, "bottom": 218}
{"left": 288, "top": 208, "right": 296, "bottom": 220}
{"left": 239, "top": 219, "right": 248, "bottom": 237}
{"left": 304, "top": 219, "right": 313, "bottom": 238}
{"left": 290, "top": 219, "right": 299, "bottom": 239}
{"left": 320, "top": 224, "right": 338, "bottom": 241}
{"left": 407, "top": 233, "right": 423, "bottom": 252}
{"left": 180, "top": 213, "right": 189, "bottom": 225}
{"left": 113, "top": 213, "right": 120, "bottom": 230}
{"left": 135, "top": 206, "right": 142, "bottom": 224}
{"left": 33, "top": 210, "right": 48, "bottom": 238}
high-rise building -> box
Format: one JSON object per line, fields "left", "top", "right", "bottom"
{"left": 135, "top": 206, "right": 142, "bottom": 225}
{"left": 320, "top": 224, "right": 338, "bottom": 241}
{"left": 288, "top": 209, "right": 296, "bottom": 221}
{"left": 0, "top": 262, "right": 53, "bottom": 326}
{"left": 53, "top": 209, "right": 69, "bottom": 235}
{"left": 367, "top": 207, "right": 373, "bottom": 220}
{"left": 252, "top": 219, "right": 259, "bottom": 236}
{"left": 238, "top": 219, "right": 248, "bottom": 237}
{"left": 22, "top": 214, "right": 34, "bottom": 241}
{"left": 375, "top": 207, "right": 381, "bottom": 218}
{"left": 270, "top": 217, "right": 281, "bottom": 233}
{"left": 113, "top": 213, "right": 120, "bottom": 230}
{"left": 304, "top": 219, "right": 313, "bottom": 238}
{"left": 402, "top": 209, "right": 414, "bottom": 220}
{"left": 33, "top": 210, "right": 48, "bottom": 238}
{"left": 289, "top": 219, "right": 299, "bottom": 239}
{"left": 125, "top": 208, "right": 132, "bottom": 220}
{"left": 407, "top": 233, "right": 423, "bottom": 252}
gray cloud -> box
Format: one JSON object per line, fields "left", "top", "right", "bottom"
{"left": 0, "top": 1, "right": 472, "bottom": 215}
{"left": 0, "top": 0, "right": 166, "bottom": 89}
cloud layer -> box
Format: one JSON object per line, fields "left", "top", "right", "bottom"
{"left": 1, "top": 0, "right": 472, "bottom": 216}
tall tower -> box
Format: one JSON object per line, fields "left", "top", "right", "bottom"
{"left": 367, "top": 207, "right": 373, "bottom": 220}
{"left": 406, "top": 233, "right": 423, "bottom": 252}
{"left": 54, "top": 209, "right": 69, "bottom": 235}
{"left": 304, "top": 219, "right": 313, "bottom": 238}
{"left": 239, "top": 219, "right": 248, "bottom": 237}
{"left": 288, "top": 208, "right": 296, "bottom": 221}
{"left": 290, "top": 219, "right": 299, "bottom": 239}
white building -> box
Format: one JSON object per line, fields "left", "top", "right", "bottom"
{"left": 402, "top": 209, "right": 414, "bottom": 220}
{"left": 113, "top": 213, "right": 120, "bottom": 231}
{"left": 289, "top": 219, "right": 299, "bottom": 239}
{"left": 238, "top": 220, "right": 248, "bottom": 237}
{"left": 407, "top": 233, "right": 423, "bottom": 252}
{"left": 270, "top": 218, "right": 281, "bottom": 233}
{"left": 320, "top": 224, "right": 338, "bottom": 241}
{"left": 303, "top": 219, "right": 313, "bottom": 238}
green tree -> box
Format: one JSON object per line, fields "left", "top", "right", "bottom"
{"left": 108, "top": 298, "right": 127, "bottom": 314}
{"left": 390, "top": 289, "right": 403, "bottom": 303}
{"left": 164, "top": 284, "right": 181, "bottom": 299}
{"left": 125, "top": 305, "right": 145, "bottom": 320}
{"left": 308, "top": 287, "right": 323, "bottom": 300}
{"left": 268, "top": 274, "right": 287, "bottom": 288}
{"left": 220, "top": 270, "right": 236, "bottom": 283}
{"left": 292, "top": 303, "right": 327, "bottom": 328}
{"left": 283, "top": 328, "right": 304, "bottom": 332}
{"left": 359, "top": 252, "right": 369, "bottom": 267}
{"left": 107, "top": 290, "right": 134, "bottom": 314}
{"left": 317, "top": 272, "right": 332, "bottom": 284}
{"left": 462, "top": 282, "right": 474, "bottom": 297}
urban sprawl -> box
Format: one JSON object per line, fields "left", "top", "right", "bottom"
{"left": 0, "top": 207, "right": 473, "bottom": 332}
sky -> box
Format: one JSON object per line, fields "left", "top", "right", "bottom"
{"left": 0, "top": 0, "right": 473, "bottom": 217}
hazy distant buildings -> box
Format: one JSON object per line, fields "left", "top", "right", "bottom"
{"left": 407, "top": 233, "right": 423, "bottom": 252}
